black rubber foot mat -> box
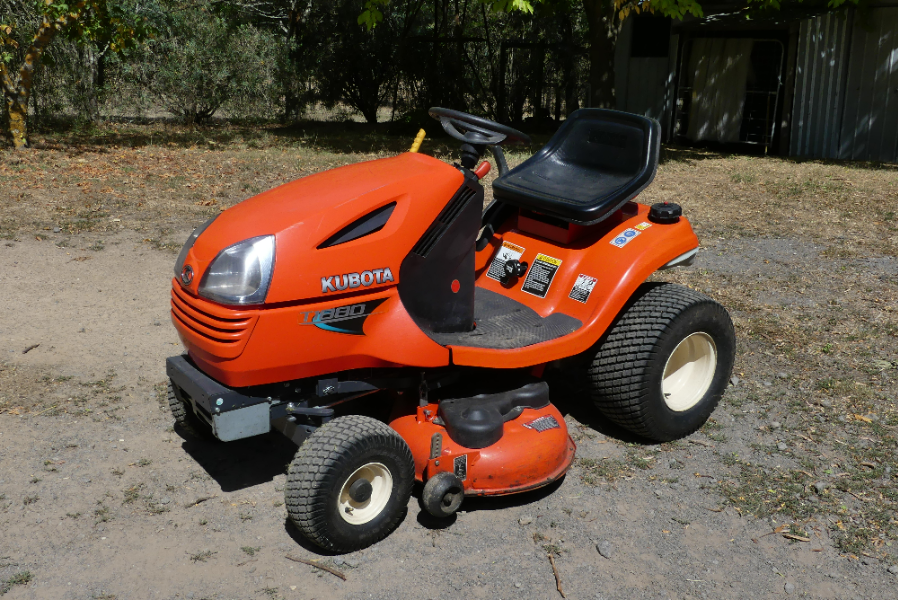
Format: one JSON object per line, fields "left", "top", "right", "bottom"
{"left": 429, "top": 288, "right": 581, "bottom": 350}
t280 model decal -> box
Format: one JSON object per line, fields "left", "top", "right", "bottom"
{"left": 321, "top": 268, "right": 394, "bottom": 293}
{"left": 299, "top": 299, "right": 387, "bottom": 335}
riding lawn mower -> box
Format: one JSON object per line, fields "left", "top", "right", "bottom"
{"left": 165, "top": 108, "right": 736, "bottom": 552}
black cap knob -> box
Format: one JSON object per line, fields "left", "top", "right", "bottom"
{"left": 500, "top": 259, "right": 528, "bottom": 284}
{"left": 649, "top": 202, "right": 682, "bottom": 224}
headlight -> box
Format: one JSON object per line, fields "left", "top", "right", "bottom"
{"left": 198, "top": 235, "right": 275, "bottom": 305}
{"left": 174, "top": 215, "right": 218, "bottom": 278}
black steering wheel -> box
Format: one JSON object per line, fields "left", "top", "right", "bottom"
{"left": 429, "top": 108, "right": 530, "bottom": 146}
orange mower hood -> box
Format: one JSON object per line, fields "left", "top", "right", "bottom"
{"left": 183, "top": 153, "right": 464, "bottom": 304}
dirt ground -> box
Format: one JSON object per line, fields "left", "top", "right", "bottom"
{"left": 1, "top": 124, "right": 897, "bottom": 599}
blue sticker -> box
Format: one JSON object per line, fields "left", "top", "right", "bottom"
{"left": 610, "top": 228, "right": 641, "bottom": 248}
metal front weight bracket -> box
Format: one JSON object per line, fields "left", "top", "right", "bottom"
{"left": 271, "top": 416, "right": 317, "bottom": 447}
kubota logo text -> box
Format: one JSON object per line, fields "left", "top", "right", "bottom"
{"left": 321, "top": 268, "right": 394, "bottom": 293}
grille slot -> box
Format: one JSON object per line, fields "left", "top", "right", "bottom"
{"left": 412, "top": 186, "right": 476, "bottom": 257}
{"left": 170, "top": 285, "right": 258, "bottom": 357}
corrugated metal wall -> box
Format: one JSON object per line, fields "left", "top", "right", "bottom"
{"left": 615, "top": 19, "right": 678, "bottom": 141}
{"left": 839, "top": 9, "right": 898, "bottom": 161}
{"left": 623, "top": 58, "right": 672, "bottom": 125}
{"left": 790, "top": 13, "right": 851, "bottom": 158}
{"left": 791, "top": 8, "right": 898, "bottom": 162}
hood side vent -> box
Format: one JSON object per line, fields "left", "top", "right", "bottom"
{"left": 412, "top": 186, "right": 476, "bottom": 257}
{"left": 318, "top": 202, "right": 397, "bottom": 249}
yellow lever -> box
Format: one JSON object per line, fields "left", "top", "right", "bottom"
{"left": 409, "top": 129, "right": 426, "bottom": 153}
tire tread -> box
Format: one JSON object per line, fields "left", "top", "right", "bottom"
{"left": 588, "top": 283, "right": 733, "bottom": 440}
{"left": 285, "top": 415, "right": 414, "bottom": 552}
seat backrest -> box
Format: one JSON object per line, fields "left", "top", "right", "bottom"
{"left": 557, "top": 110, "right": 650, "bottom": 174}
{"left": 492, "top": 109, "right": 660, "bottom": 225}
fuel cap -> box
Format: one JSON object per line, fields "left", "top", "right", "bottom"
{"left": 649, "top": 201, "right": 682, "bottom": 224}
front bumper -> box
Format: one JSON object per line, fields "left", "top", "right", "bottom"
{"left": 166, "top": 355, "right": 272, "bottom": 441}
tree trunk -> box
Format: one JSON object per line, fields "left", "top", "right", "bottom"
{"left": 7, "top": 98, "right": 28, "bottom": 149}
{"left": 1, "top": 14, "right": 74, "bottom": 149}
{"left": 77, "top": 44, "right": 101, "bottom": 123}
{"left": 582, "top": 0, "right": 617, "bottom": 109}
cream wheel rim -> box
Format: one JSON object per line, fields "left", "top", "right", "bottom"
{"left": 662, "top": 332, "right": 717, "bottom": 412}
{"left": 337, "top": 462, "right": 393, "bottom": 525}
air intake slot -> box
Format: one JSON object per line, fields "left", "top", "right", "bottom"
{"left": 412, "top": 187, "right": 476, "bottom": 257}
{"left": 318, "top": 202, "right": 396, "bottom": 249}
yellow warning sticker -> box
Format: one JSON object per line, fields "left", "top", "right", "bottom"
{"left": 534, "top": 253, "right": 562, "bottom": 267}
{"left": 634, "top": 222, "right": 652, "bottom": 231}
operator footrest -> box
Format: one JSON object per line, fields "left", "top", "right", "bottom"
{"left": 438, "top": 382, "right": 550, "bottom": 449}
{"left": 430, "top": 288, "right": 582, "bottom": 350}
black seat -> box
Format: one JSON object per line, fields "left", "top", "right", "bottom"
{"left": 492, "top": 109, "right": 660, "bottom": 225}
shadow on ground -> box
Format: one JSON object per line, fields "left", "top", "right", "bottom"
{"left": 179, "top": 429, "right": 297, "bottom": 492}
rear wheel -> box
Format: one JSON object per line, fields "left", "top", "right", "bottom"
{"left": 285, "top": 415, "right": 415, "bottom": 552}
{"left": 167, "top": 380, "right": 213, "bottom": 439}
{"left": 587, "top": 283, "right": 735, "bottom": 442}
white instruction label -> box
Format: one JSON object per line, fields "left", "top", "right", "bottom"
{"left": 487, "top": 241, "right": 526, "bottom": 281}
{"left": 569, "top": 274, "right": 598, "bottom": 303}
{"left": 521, "top": 253, "right": 562, "bottom": 298}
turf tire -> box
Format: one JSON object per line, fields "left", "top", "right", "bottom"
{"left": 587, "top": 283, "right": 735, "bottom": 442}
{"left": 285, "top": 415, "right": 415, "bottom": 552}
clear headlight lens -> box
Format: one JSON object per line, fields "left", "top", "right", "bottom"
{"left": 198, "top": 235, "right": 275, "bottom": 305}
{"left": 174, "top": 215, "right": 218, "bottom": 278}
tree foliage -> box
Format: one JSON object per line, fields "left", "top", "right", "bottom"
{"left": 0, "top": 0, "right": 868, "bottom": 146}
{"left": 0, "top": 0, "right": 150, "bottom": 148}
{"left": 121, "top": 4, "right": 283, "bottom": 123}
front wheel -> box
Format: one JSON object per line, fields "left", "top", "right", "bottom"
{"left": 285, "top": 416, "right": 415, "bottom": 552}
{"left": 167, "top": 380, "right": 213, "bottom": 440}
{"left": 587, "top": 283, "right": 735, "bottom": 442}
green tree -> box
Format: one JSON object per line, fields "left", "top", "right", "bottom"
{"left": 0, "top": 0, "right": 148, "bottom": 149}
{"left": 123, "top": 4, "right": 283, "bottom": 123}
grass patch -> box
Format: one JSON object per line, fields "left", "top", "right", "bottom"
{"left": 575, "top": 457, "right": 630, "bottom": 484}
{"left": 123, "top": 484, "right": 144, "bottom": 504}
{"left": 94, "top": 505, "right": 113, "bottom": 523}
{"left": 1, "top": 571, "right": 33, "bottom": 595}
{"left": 189, "top": 550, "right": 216, "bottom": 563}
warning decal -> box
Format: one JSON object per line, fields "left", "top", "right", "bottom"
{"left": 487, "top": 241, "right": 526, "bottom": 281}
{"left": 521, "top": 253, "right": 562, "bottom": 298}
{"left": 634, "top": 221, "right": 652, "bottom": 231}
{"left": 569, "top": 274, "right": 598, "bottom": 303}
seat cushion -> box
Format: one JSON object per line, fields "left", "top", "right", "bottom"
{"left": 492, "top": 109, "right": 660, "bottom": 225}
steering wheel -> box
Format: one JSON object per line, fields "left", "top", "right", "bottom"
{"left": 429, "top": 108, "right": 530, "bottom": 146}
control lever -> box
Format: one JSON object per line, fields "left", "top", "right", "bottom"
{"left": 500, "top": 259, "right": 528, "bottom": 285}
